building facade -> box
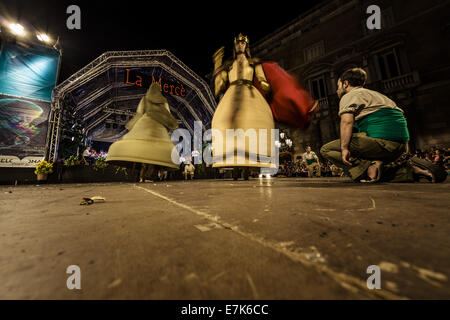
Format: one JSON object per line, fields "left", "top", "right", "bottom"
{"left": 252, "top": 0, "right": 450, "bottom": 159}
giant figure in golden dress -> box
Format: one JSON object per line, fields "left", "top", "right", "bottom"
{"left": 211, "top": 34, "right": 275, "bottom": 180}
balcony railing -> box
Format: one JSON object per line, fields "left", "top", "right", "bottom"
{"left": 313, "top": 97, "right": 331, "bottom": 119}
{"left": 318, "top": 97, "right": 329, "bottom": 110}
{"left": 382, "top": 71, "right": 420, "bottom": 92}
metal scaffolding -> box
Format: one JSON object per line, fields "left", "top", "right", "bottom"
{"left": 46, "top": 50, "right": 216, "bottom": 162}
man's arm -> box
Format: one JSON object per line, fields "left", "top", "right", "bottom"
{"left": 340, "top": 113, "right": 354, "bottom": 166}
{"left": 313, "top": 152, "right": 320, "bottom": 166}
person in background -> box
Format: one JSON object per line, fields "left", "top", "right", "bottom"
{"left": 90, "top": 149, "right": 98, "bottom": 160}
{"left": 433, "top": 150, "right": 443, "bottom": 166}
{"left": 82, "top": 146, "right": 91, "bottom": 165}
{"left": 302, "top": 146, "right": 321, "bottom": 177}
{"left": 184, "top": 163, "right": 195, "bottom": 180}
{"left": 158, "top": 169, "right": 168, "bottom": 182}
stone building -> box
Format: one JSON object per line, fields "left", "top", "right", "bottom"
{"left": 252, "top": 0, "right": 450, "bottom": 160}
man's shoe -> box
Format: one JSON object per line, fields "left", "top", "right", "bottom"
{"left": 361, "top": 161, "right": 383, "bottom": 183}
{"left": 410, "top": 156, "right": 447, "bottom": 183}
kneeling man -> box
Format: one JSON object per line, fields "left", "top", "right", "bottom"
{"left": 321, "top": 68, "right": 410, "bottom": 182}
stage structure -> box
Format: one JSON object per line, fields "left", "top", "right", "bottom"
{"left": 46, "top": 50, "right": 216, "bottom": 162}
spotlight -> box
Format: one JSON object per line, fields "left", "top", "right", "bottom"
{"left": 8, "top": 23, "right": 26, "bottom": 36}
{"left": 37, "top": 33, "right": 51, "bottom": 43}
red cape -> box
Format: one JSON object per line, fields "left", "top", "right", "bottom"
{"left": 254, "top": 62, "right": 317, "bottom": 130}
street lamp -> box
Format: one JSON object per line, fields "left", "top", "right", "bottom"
{"left": 286, "top": 139, "right": 292, "bottom": 147}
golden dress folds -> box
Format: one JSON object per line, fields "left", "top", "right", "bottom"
{"left": 212, "top": 58, "right": 276, "bottom": 169}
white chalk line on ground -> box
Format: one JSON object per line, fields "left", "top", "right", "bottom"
{"left": 135, "top": 184, "right": 406, "bottom": 299}
{"left": 314, "top": 197, "right": 376, "bottom": 212}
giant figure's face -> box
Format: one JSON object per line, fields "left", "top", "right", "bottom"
{"left": 235, "top": 40, "right": 247, "bottom": 55}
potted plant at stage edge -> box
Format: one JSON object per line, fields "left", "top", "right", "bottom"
{"left": 92, "top": 157, "right": 109, "bottom": 173}
{"left": 64, "top": 155, "right": 81, "bottom": 167}
{"left": 34, "top": 160, "right": 54, "bottom": 182}
{"left": 62, "top": 155, "right": 83, "bottom": 182}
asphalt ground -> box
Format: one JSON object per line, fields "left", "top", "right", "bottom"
{"left": 0, "top": 177, "right": 449, "bottom": 299}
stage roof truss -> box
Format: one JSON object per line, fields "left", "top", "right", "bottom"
{"left": 52, "top": 51, "right": 215, "bottom": 106}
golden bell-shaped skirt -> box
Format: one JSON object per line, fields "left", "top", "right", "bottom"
{"left": 211, "top": 82, "right": 275, "bottom": 168}
{"left": 106, "top": 115, "right": 178, "bottom": 169}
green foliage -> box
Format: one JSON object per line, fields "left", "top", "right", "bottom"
{"left": 196, "top": 163, "right": 206, "bottom": 175}
{"left": 92, "top": 157, "right": 109, "bottom": 172}
{"left": 35, "top": 161, "right": 53, "bottom": 175}
{"left": 64, "top": 155, "right": 81, "bottom": 167}
{"left": 115, "top": 166, "right": 128, "bottom": 176}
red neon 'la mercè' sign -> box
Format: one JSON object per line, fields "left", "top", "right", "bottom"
{"left": 124, "top": 68, "right": 186, "bottom": 97}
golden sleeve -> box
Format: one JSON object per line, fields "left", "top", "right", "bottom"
{"left": 214, "top": 70, "right": 228, "bottom": 97}
{"left": 254, "top": 64, "right": 271, "bottom": 94}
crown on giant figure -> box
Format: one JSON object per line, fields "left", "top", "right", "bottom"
{"left": 234, "top": 33, "right": 249, "bottom": 45}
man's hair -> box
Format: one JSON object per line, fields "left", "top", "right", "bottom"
{"left": 339, "top": 68, "right": 367, "bottom": 87}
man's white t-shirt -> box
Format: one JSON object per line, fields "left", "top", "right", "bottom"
{"left": 83, "top": 149, "right": 90, "bottom": 157}
{"left": 302, "top": 151, "right": 318, "bottom": 164}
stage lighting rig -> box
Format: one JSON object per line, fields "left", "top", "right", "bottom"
{"left": 8, "top": 23, "right": 25, "bottom": 36}
{"left": 36, "top": 33, "right": 51, "bottom": 43}
{"left": 0, "top": 20, "right": 57, "bottom": 48}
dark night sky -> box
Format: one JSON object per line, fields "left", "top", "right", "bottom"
{"left": 0, "top": 0, "right": 323, "bottom": 83}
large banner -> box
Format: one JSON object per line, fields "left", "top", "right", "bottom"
{"left": 0, "top": 41, "right": 60, "bottom": 167}
{"left": 0, "top": 94, "right": 50, "bottom": 167}
{"left": 0, "top": 42, "right": 60, "bottom": 101}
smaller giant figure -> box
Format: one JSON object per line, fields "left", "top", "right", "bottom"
{"left": 106, "top": 83, "right": 179, "bottom": 182}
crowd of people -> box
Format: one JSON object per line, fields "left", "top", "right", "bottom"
{"left": 70, "top": 144, "right": 448, "bottom": 183}
{"left": 82, "top": 146, "right": 107, "bottom": 165}
{"left": 277, "top": 159, "right": 345, "bottom": 178}
{"left": 413, "top": 146, "right": 450, "bottom": 170}
{"left": 275, "top": 145, "right": 450, "bottom": 179}
{"left": 78, "top": 143, "right": 449, "bottom": 181}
